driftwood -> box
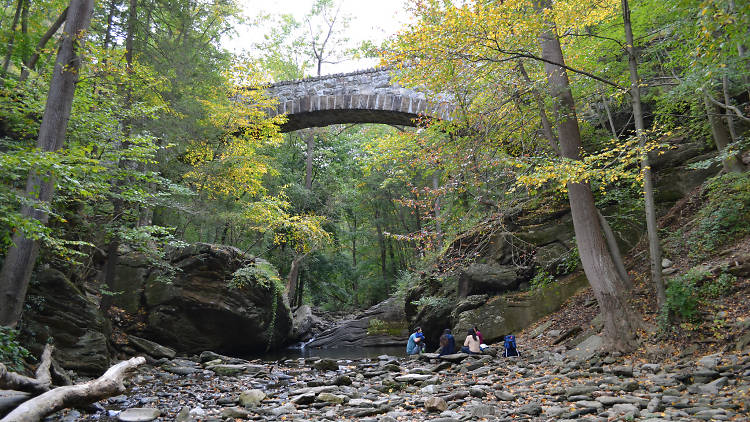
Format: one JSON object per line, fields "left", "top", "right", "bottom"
{"left": 0, "top": 345, "right": 53, "bottom": 395}
{"left": 1, "top": 356, "right": 145, "bottom": 422}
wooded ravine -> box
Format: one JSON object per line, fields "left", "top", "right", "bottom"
{"left": 1, "top": 0, "right": 749, "bottom": 421}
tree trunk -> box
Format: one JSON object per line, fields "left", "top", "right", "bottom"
{"left": 375, "top": 208, "right": 386, "bottom": 277}
{"left": 597, "top": 210, "right": 631, "bottom": 291}
{"left": 622, "top": 0, "right": 665, "bottom": 309}
{"left": 2, "top": 0, "right": 24, "bottom": 74}
{"left": 601, "top": 92, "right": 618, "bottom": 139}
{"left": 535, "top": 0, "right": 640, "bottom": 352}
{"left": 20, "top": 0, "right": 29, "bottom": 65}
{"left": 1, "top": 357, "right": 145, "bottom": 422}
{"left": 19, "top": 7, "right": 67, "bottom": 82}
{"left": 703, "top": 95, "right": 746, "bottom": 173}
{"left": 721, "top": 73, "right": 738, "bottom": 142}
{"left": 305, "top": 131, "right": 315, "bottom": 190}
{"left": 0, "top": 344, "right": 52, "bottom": 394}
{"left": 0, "top": 0, "right": 94, "bottom": 327}
{"left": 432, "top": 171, "right": 443, "bottom": 248}
{"left": 286, "top": 254, "right": 306, "bottom": 304}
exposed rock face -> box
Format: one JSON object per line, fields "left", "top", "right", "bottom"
{"left": 305, "top": 297, "right": 408, "bottom": 349}
{"left": 112, "top": 243, "right": 292, "bottom": 355}
{"left": 22, "top": 269, "right": 112, "bottom": 375}
{"left": 454, "top": 274, "right": 589, "bottom": 344}
{"left": 291, "top": 305, "right": 327, "bottom": 342}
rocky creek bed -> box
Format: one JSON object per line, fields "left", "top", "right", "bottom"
{"left": 46, "top": 344, "right": 749, "bottom": 422}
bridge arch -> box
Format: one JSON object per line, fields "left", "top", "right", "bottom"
{"left": 266, "top": 68, "right": 453, "bottom": 132}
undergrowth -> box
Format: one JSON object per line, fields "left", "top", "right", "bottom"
{"left": 0, "top": 326, "right": 30, "bottom": 372}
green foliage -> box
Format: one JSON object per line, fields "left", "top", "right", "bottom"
{"left": 556, "top": 246, "right": 580, "bottom": 274}
{"left": 367, "top": 318, "right": 406, "bottom": 336}
{"left": 530, "top": 268, "right": 555, "bottom": 290}
{"left": 230, "top": 261, "right": 284, "bottom": 293}
{"left": 664, "top": 267, "right": 706, "bottom": 323}
{"left": 230, "top": 261, "right": 285, "bottom": 351}
{"left": 410, "top": 296, "right": 452, "bottom": 313}
{"left": 662, "top": 266, "right": 737, "bottom": 326}
{"left": 687, "top": 172, "right": 750, "bottom": 258}
{"left": 0, "top": 327, "right": 30, "bottom": 372}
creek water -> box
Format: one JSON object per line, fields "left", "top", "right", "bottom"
{"left": 249, "top": 345, "right": 406, "bottom": 362}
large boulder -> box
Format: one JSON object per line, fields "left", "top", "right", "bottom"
{"left": 457, "top": 263, "right": 522, "bottom": 297}
{"left": 113, "top": 243, "right": 293, "bottom": 355}
{"left": 22, "top": 269, "right": 112, "bottom": 375}
{"left": 291, "top": 305, "right": 326, "bottom": 342}
{"left": 305, "top": 297, "right": 408, "bottom": 348}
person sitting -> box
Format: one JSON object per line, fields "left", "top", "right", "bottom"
{"left": 438, "top": 329, "right": 455, "bottom": 356}
{"left": 406, "top": 327, "right": 425, "bottom": 355}
{"left": 474, "top": 326, "right": 488, "bottom": 351}
{"left": 461, "top": 329, "right": 481, "bottom": 354}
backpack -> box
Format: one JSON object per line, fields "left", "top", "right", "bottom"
{"left": 503, "top": 335, "right": 520, "bottom": 357}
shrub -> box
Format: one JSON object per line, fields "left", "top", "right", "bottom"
{"left": 687, "top": 172, "right": 750, "bottom": 259}
{"left": 0, "top": 326, "right": 30, "bottom": 372}
{"left": 662, "top": 267, "right": 737, "bottom": 326}
{"left": 530, "top": 268, "right": 555, "bottom": 290}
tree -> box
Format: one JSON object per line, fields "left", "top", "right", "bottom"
{"left": 622, "top": 0, "right": 664, "bottom": 308}
{"left": 0, "top": 0, "right": 94, "bottom": 327}
{"left": 534, "top": 0, "right": 640, "bottom": 351}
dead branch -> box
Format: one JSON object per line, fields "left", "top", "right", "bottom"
{"left": 1, "top": 356, "right": 145, "bottom": 422}
{"left": 0, "top": 344, "right": 53, "bottom": 395}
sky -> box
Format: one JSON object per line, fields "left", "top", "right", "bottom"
{"left": 225, "top": 0, "right": 412, "bottom": 76}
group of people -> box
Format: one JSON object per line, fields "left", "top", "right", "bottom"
{"left": 406, "top": 326, "right": 487, "bottom": 356}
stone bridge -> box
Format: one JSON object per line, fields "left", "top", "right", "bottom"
{"left": 265, "top": 67, "right": 453, "bottom": 132}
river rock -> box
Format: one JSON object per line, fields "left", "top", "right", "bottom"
{"left": 424, "top": 397, "right": 447, "bottom": 412}
{"left": 128, "top": 335, "right": 176, "bottom": 359}
{"left": 239, "top": 389, "right": 266, "bottom": 407}
{"left": 313, "top": 358, "right": 339, "bottom": 371}
{"left": 117, "top": 408, "right": 161, "bottom": 422}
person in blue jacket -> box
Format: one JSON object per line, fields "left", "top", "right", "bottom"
{"left": 438, "top": 329, "right": 455, "bottom": 356}
{"left": 406, "top": 326, "right": 425, "bottom": 355}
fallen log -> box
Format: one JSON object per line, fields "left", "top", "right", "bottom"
{"left": 0, "top": 345, "right": 53, "bottom": 395}
{"left": 1, "top": 356, "right": 145, "bottom": 422}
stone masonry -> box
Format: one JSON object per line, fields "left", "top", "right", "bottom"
{"left": 264, "top": 67, "right": 453, "bottom": 132}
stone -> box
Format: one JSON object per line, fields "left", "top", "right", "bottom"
{"left": 611, "top": 365, "right": 633, "bottom": 377}
{"left": 544, "top": 406, "right": 566, "bottom": 417}
{"left": 270, "top": 403, "right": 295, "bottom": 416}
{"left": 439, "top": 353, "right": 468, "bottom": 363}
{"left": 697, "top": 354, "right": 721, "bottom": 370}
{"left": 495, "top": 391, "right": 516, "bottom": 401}
{"left": 528, "top": 320, "right": 555, "bottom": 338}
{"left": 611, "top": 403, "right": 640, "bottom": 418}
{"left": 306, "top": 297, "right": 407, "bottom": 348}
{"left": 316, "top": 392, "right": 347, "bottom": 404}
{"left": 662, "top": 258, "right": 673, "bottom": 268}
{"left": 117, "top": 408, "right": 161, "bottom": 422}
{"left": 238, "top": 389, "right": 266, "bottom": 407}
{"left": 566, "top": 335, "right": 603, "bottom": 361}
{"left": 517, "top": 402, "right": 542, "bottom": 416}
{"left": 394, "top": 374, "right": 434, "bottom": 382}
{"left": 424, "top": 396, "right": 447, "bottom": 412}
{"left": 698, "top": 377, "right": 728, "bottom": 395}
{"left": 22, "top": 269, "right": 112, "bottom": 375}
{"left": 128, "top": 336, "right": 176, "bottom": 359}
{"left": 291, "top": 392, "right": 316, "bottom": 405}
{"left": 206, "top": 364, "right": 248, "bottom": 376}
{"left": 313, "top": 359, "right": 339, "bottom": 371}
{"left": 220, "top": 407, "right": 252, "bottom": 419}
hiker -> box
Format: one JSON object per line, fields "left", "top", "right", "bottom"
{"left": 406, "top": 327, "right": 425, "bottom": 355}
{"left": 474, "top": 326, "right": 489, "bottom": 351}
{"left": 438, "top": 328, "right": 455, "bottom": 356}
{"left": 461, "top": 329, "right": 481, "bottom": 354}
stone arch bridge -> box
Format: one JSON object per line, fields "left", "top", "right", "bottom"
{"left": 265, "top": 67, "right": 453, "bottom": 133}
